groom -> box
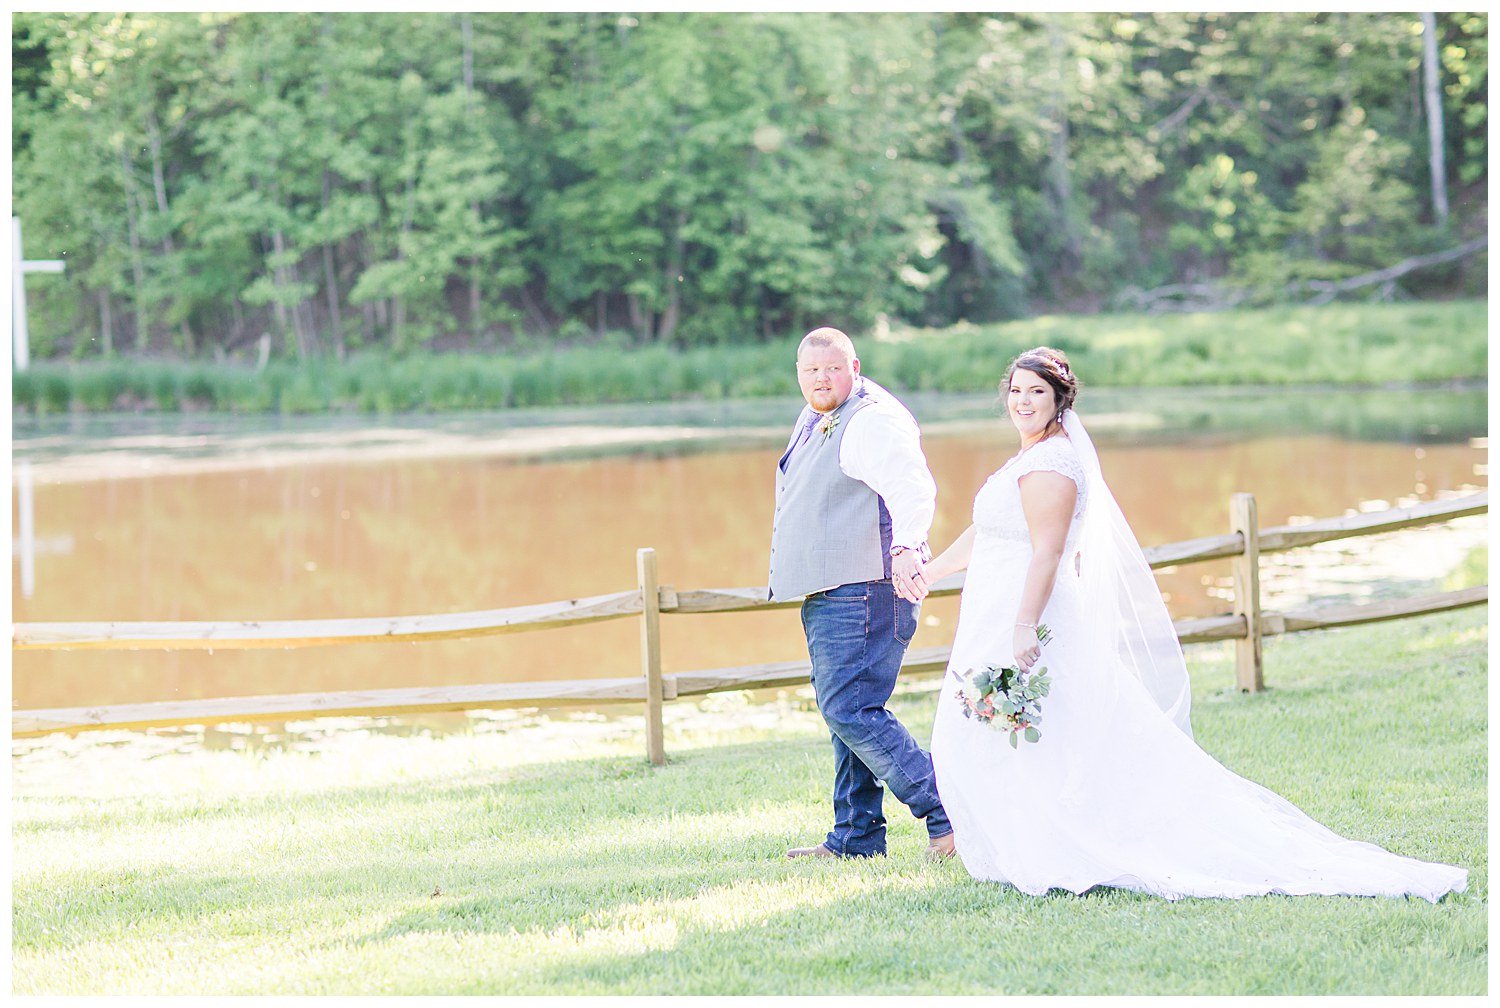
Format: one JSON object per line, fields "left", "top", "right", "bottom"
{"left": 769, "top": 326, "right": 954, "bottom": 860}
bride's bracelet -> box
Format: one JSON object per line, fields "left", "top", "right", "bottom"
{"left": 1015, "top": 622, "right": 1038, "bottom": 630}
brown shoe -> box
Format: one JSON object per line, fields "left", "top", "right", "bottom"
{"left": 786, "top": 843, "right": 836, "bottom": 859}
{"left": 925, "top": 833, "right": 956, "bottom": 860}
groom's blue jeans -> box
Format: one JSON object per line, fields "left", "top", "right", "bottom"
{"left": 801, "top": 579, "right": 952, "bottom": 857}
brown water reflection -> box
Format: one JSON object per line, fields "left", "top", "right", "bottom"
{"left": 11, "top": 427, "right": 1486, "bottom": 710}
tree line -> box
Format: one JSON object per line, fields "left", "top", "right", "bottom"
{"left": 10, "top": 11, "right": 1488, "bottom": 361}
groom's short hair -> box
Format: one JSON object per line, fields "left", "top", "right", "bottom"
{"left": 799, "top": 326, "right": 856, "bottom": 361}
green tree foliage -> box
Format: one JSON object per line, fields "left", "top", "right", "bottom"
{"left": 1438, "top": 13, "right": 1488, "bottom": 187}
{"left": 9, "top": 11, "right": 1487, "bottom": 362}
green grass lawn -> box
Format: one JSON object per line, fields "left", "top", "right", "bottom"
{"left": 10, "top": 608, "right": 1486, "bottom": 995}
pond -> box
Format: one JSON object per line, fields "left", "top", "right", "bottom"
{"left": 11, "top": 383, "right": 1487, "bottom": 712}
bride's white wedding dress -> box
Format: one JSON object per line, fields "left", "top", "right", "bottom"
{"left": 929, "top": 427, "right": 1467, "bottom": 902}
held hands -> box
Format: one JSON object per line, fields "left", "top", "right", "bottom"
{"left": 892, "top": 551, "right": 929, "bottom": 603}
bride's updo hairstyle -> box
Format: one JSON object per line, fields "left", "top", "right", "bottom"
{"left": 1007, "top": 346, "right": 1080, "bottom": 434}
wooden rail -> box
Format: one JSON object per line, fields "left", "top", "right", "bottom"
{"left": 11, "top": 589, "right": 644, "bottom": 651}
{"left": 12, "top": 490, "right": 1488, "bottom": 757}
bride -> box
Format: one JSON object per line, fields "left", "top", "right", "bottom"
{"left": 917, "top": 347, "right": 1467, "bottom": 902}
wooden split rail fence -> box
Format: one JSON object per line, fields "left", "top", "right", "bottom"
{"left": 12, "top": 491, "right": 1489, "bottom": 764}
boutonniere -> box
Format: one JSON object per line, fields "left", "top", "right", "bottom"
{"left": 815, "top": 413, "right": 840, "bottom": 441}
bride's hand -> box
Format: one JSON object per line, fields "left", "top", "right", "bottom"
{"left": 892, "top": 554, "right": 928, "bottom": 602}
{"left": 1013, "top": 625, "right": 1040, "bottom": 671}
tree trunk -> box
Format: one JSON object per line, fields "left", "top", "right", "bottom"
{"left": 391, "top": 173, "right": 418, "bottom": 349}
{"left": 145, "top": 109, "right": 176, "bottom": 255}
{"left": 354, "top": 189, "right": 382, "bottom": 345}
{"left": 461, "top": 13, "right": 475, "bottom": 99}
{"left": 1043, "top": 17, "right": 1081, "bottom": 268}
{"left": 1421, "top": 12, "right": 1450, "bottom": 225}
{"left": 98, "top": 289, "right": 113, "bottom": 357}
{"left": 119, "top": 143, "right": 149, "bottom": 352}
{"left": 626, "top": 292, "right": 652, "bottom": 345}
{"left": 227, "top": 297, "right": 246, "bottom": 351}
{"left": 461, "top": 13, "right": 483, "bottom": 339}
{"left": 320, "top": 173, "right": 346, "bottom": 359}
{"left": 362, "top": 302, "right": 377, "bottom": 346}
{"left": 269, "top": 226, "right": 313, "bottom": 358}
{"left": 315, "top": 21, "right": 348, "bottom": 359}
{"left": 1038, "top": 19, "right": 1086, "bottom": 271}
{"left": 147, "top": 104, "right": 195, "bottom": 353}
{"left": 656, "top": 208, "right": 688, "bottom": 343}
{"left": 657, "top": 291, "right": 680, "bottom": 345}
{"left": 468, "top": 267, "right": 483, "bottom": 340}
{"left": 517, "top": 284, "right": 551, "bottom": 335}
{"left": 296, "top": 275, "right": 317, "bottom": 353}
{"left": 322, "top": 238, "right": 344, "bottom": 360}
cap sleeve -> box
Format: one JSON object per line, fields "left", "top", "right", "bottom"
{"left": 1012, "top": 437, "right": 1085, "bottom": 490}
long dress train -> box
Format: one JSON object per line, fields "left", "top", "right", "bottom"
{"left": 929, "top": 432, "right": 1467, "bottom": 902}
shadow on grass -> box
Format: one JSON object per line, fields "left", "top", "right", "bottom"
{"left": 365, "top": 855, "right": 1482, "bottom": 996}
{"left": 14, "top": 736, "right": 837, "bottom": 946}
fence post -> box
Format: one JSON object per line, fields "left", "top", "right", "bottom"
{"left": 637, "top": 547, "right": 666, "bottom": 766}
{"left": 1230, "top": 493, "right": 1264, "bottom": 692}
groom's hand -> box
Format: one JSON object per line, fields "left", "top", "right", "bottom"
{"left": 892, "top": 551, "right": 928, "bottom": 602}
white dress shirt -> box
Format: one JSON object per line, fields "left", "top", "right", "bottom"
{"left": 797, "top": 376, "right": 936, "bottom": 554}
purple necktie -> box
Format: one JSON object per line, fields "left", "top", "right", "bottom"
{"left": 780, "top": 411, "right": 821, "bottom": 471}
{"left": 790, "top": 411, "right": 820, "bottom": 453}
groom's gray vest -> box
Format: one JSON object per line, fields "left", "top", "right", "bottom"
{"left": 768, "top": 390, "right": 894, "bottom": 601}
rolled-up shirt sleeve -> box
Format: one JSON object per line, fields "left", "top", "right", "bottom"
{"left": 838, "top": 392, "right": 936, "bottom": 552}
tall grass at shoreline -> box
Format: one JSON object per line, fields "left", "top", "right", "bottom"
{"left": 11, "top": 609, "right": 1486, "bottom": 995}
{"left": 12, "top": 300, "right": 1487, "bottom": 416}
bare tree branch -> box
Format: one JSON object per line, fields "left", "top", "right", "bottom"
{"left": 1298, "top": 236, "right": 1488, "bottom": 305}
{"left": 1114, "top": 281, "right": 1253, "bottom": 313}
{"left": 1149, "top": 88, "right": 1208, "bottom": 139}
{"left": 1117, "top": 237, "right": 1488, "bottom": 313}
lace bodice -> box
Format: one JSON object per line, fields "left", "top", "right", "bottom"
{"left": 972, "top": 435, "right": 1087, "bottom": 549}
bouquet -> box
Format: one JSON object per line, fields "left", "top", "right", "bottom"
{"left": 954, "top": 625, "right": 1054, "bottom": 748}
